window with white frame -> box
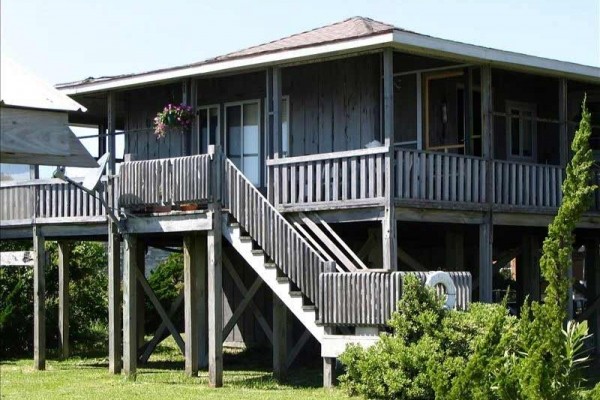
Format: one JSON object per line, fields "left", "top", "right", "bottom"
{"left": 225, "top": 100, "right": 261, "bottom": 186}
{"left": 506, "top": 101, "right": 536, "bottom": 161}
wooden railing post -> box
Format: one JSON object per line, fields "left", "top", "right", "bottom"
{"left": 33, "top": 226, "right": 46, "bottom": 370}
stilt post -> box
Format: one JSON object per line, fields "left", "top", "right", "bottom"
{"left": 208, "top": 145, "right": 223, "bottom": 387}
{"left": 33, "top": 226, "right": 46, "bottom": 370}
{"left": 123, "top": 234, "right": 138, "bottom": 379}
{"left": 58, "top": 241, "right": 70, "bottom": 359}
{"left": 272, "top": 295, "right": 288, "bottom": 381}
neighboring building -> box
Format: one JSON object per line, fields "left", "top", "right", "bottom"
{"left": 2, "top": 17, "right": 599, "bottom": 385}
{"left": 0, "top": 56, "right": 96, "bottom": 170}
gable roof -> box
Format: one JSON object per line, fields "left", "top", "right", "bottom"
{"left": 57, "top": 16, "right": 600, "bottom": 94}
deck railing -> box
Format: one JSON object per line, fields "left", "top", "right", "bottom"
{"left": 0, "top": 179, "right": 110, "bottom": 224}
{"left": 318, "top": 271, "right": 472, "bottom": 326}
{"left": 492, "top": 160, "right": 564, "bottom": 209}
{"left": 118, "top": 154, "right": 212, "bottom": 207}
{"left": 224, "top": 157, "right": 329, "bottom": 304}
{"left": 394, "top": 147, "right": 487, "bottom": 204}
{"left": 266, "top": 147, "right": 388, "bottom": 209}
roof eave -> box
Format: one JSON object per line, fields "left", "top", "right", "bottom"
{"left": 58, "top": 32, "right": 395, "bottom": 95}
{"left": 391, "top": 30, "right": 600, "bottom": 83}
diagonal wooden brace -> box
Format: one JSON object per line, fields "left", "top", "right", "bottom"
{"left": 135, "top": 268, "right": 185, "bottom": 355}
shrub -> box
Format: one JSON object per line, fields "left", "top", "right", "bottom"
{"left": 339, "top": 275, "right": 512, "bottom": 400}
{"left": 0, "top": 241, "right": 108, "bottom": 357}
{"left": 145, "top": 252, "right": 184, "bottom": 333}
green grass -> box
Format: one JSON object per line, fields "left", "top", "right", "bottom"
{"left": 0, "top": 338, "right": 348, "bottom": 400}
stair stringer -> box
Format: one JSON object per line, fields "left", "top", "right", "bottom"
{"left": 221, "top": 216, "right": 325, "bottom": 343}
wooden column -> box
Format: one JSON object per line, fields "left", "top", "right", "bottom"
{"left": 559, "top": 78, "right": 569, "bottom": 167}
{"left": 323, "top": 326, "right": 335, "bottom": 388}
{"left": 445, "top": 228, "right": 464, "bottom": 270}
{"left": 272, "top": 296, "right": 288, "bottom": 381}
{"left": 267, "top": 67, "right": 282, "bottom": 204}
{"left": 208, "top": 145, "right": 223, "bottom": 387}
{"left": 584, "top": 239, "right": 600, "bottom": 355}
{"left": 382, "top": 48, "right": 397, "bottom": 271}
{"left": 136, "top": 243, "right": 146, "bottom": 348}
{"left": 184, "top": 234, "right": 201, "bottom": 376}
{"left": 107, "top": 91, "right": 122, "bottom": 374}
{"left": 464, "top": 67, "right": 473, "bottom": 155}
{"left": 190, "top": 79, "right": 199, "bottom": 155}
{"left": 518, "top": 234, "right": 541, "bottom": 304}
{"left": 58, "top": 241, "right": 70, "bottom": 359}
{"left": 198, "top": 236, "right": 208, "bottom": 369}
{"left": 123, "top": 234, "right": 138, "bottom": 379}
{"left": 108, "top": 222, "right": 122, "bottom": 374}
{"left": 479, "top": 65, "right": 494, "bottom": 303}
{"left": 107, "top": 92, "right": 116, "bottom": 171}
{"left": 33, "top": 226, "right": 46, "bottom": 370}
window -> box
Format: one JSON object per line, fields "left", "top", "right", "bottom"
{"left": 198, "top": 105, "right": 220, "bottom": 152}
{"left": 225, "top": 101, "right": 261, "bottom": 186}
{"left": 506, "top": 102, "right": 536, "bottom": 161}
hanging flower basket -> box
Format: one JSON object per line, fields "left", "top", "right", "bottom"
{"left": 153, "top": 103, "right": 194, "bottom": 139}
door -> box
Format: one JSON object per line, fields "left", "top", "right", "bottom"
{"left": 225, "top": 101, "right": 261, "bottom": 186}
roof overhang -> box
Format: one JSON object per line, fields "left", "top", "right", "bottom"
{"left": 58, "top": 29, "right": 600, "bottom": 96}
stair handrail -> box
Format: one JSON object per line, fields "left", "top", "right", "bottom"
{"left": 221, "top": 154, "right": 330, "bottom": 304}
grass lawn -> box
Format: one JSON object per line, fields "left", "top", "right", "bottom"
{"left": 0, "top": 338, "right": 349, "bottom": 400}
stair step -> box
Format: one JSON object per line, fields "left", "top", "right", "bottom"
{"left": 240, "top": 235, "right": 253, "bottom": 243}
{"left": 264, "top": 262, "right": 277, "bottom": 269}
{"left": 228, "top": 222, "right": 240, "bottom": 228}
{"left": 289, "top": 291, "right": 303, "bottom": 298}
{"left": 302, "top": 305, "right": 317, "bottom": 312}
{"left": 251, "top": 249, "right": 264, "bottom": 256}
{"left": 276, "top": 276, "right": 289, "bottom": 284}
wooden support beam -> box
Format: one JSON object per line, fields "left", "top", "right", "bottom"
{"left": 135, "top": 268, "right": 185, "bottom": 354}
{"left": 108, "top": 223, "right": 122, "bottom": 374}
{"left": 136, "top": 243, "right": 146, "bottom": 349}
{"left": 184, "top": 234, "right": 200, "bottom": 376}
{"left": 139, "top": 290, "right": 184, "bottom": 363}
{"left": 223, "top": 253, "right": 272, "bottom": 343}
{"left": 382, "top": 48, "right": 397, "bottom": 271}
{"left": 197, "top": 236, "right": 208, "bottom": 369}
{"left": 286, "top": 329, "right": 311, "bottom": 369}
{"left": 517, "top": 235, "right": 541, "bottom": 306}
{"left": 397, "top": 246, "right": 427, "bottom": 272}
{"left": 223, "top": 277, "right": 262, "bottom": 339}
{"left": 123, "top": 234, "right": 138, "bottom": 379}
{"left": 272, "top": 295, "right": 287, "bottom": 381}
{"left": 559, "top": 78, "right": 568, "bottom": 167}
{"left": 33, "top": 226, "right": 45, "bottom": 370}
{"left": 479, "top": 214, "right": 493, "bottom": 303}
{"left": 208, "top": 145, "right": 223, "bottom": 387}
{"left": 323, "top": 357, "right": 336, "bottom": 388}
{"left": 58, "top": 241, "right": 70, "bottom": 359}
{"left": 584, "top": 239, "right": 599, "bottom": 354}
{"left": 107, "top": 92, "right": 116, "bottom": 175}
{"left": 273, "top": 67, "right": 282, "bottom": 159}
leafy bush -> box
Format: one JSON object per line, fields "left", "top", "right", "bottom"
{"left": 0, "top": 241, "right": 108, "bottom": 357}
{"left": 339, "top": 275, "right": 512, "bottom": 400}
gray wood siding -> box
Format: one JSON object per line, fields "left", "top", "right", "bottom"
{"left": 283, "top": 54, "right": 381, "bottom": 156}
{"left": 124, "top": 84, "right": 184, "bottom": 160}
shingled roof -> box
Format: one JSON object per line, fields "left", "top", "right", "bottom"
{"left": 213, "top": 17, "right": 395, "bottom": 61}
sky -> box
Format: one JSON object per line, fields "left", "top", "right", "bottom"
{"left": 1, "top": 0, "right": 599, "bottom": 178}
{"left": 1, "top": 0, "right": 599, "bottom": 86}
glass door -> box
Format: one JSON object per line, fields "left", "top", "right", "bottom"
{"left": 225, "top": 101, "right": 261, "bottom": 186}
{"left": 198, "top": 105, "right": 220, "bottom": 153}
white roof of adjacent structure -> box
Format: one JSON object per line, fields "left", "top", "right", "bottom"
{"left": 1, "top": 56, "right": 86, "bottom": 112}
{"left": 57, "top": 17, "right": 600, "bottom": 94}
